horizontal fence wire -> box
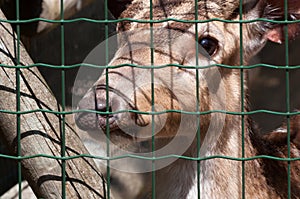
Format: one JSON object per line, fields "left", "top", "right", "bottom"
{"left": 2, "top": 63, "right": 300, "bottom": 69}
{"left": 0, "top": 0, "right": 298, "bottom": 198}
{"left": 1, "top": 17, "right": 300, "bottom": 24}
{"left": 1, "top": 152, "right": 300, "bottom": 162}
{"left": 1, "top": 108, "right": 300, "bottom": 117}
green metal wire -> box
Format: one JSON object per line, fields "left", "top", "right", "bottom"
{"left": 1, "top": 108, "right": 300, "bottom": 118}
{"left": 1, "top": 152, "right": 300, "bottom": 163}
{"left": 149, "top": 1, "right": 156, "bottom": 198}
{"left": 193, "top": 1, "right": 201, "bottom": 198}
{"left": 238, "top": 0, "right": 245, "bottom": 198}
{"left": 1, "top": 17, "right": 300, "bottom": 24}
{"left": 104, "top": 0, "right": 111, "bottom": 198}
{"left": 0, "top": 0, "right": 298, "bottom": 198}
{"left": 2, "top": 62, "right": 300, "bottom": 70}
{"left": 59, "top": 0, "right": 67, "bottom": 198}
{"left": 1, "top": 62, "right": 300, "bottom": 69}
{"left": 283, "top": 0, "right": 291, "bottom": 198}
{"left": 15, "top": 0, "right": 22, "bottom": 198}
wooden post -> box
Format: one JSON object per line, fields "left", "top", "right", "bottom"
{"left": 0, "top": 10, "right": 108, "bottom": 198}
{"left": 1, "top": 0, "right": 96, "bottom": 36}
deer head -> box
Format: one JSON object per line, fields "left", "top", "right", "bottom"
{"left": 76, "top": 0, "right": 300, "bottom": 146}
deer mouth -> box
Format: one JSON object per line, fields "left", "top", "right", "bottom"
{"left": 75, "top": 110, "right": 119, "bottom": 132}
{"left": 75, "top": 108, "right": 141, "bottom": 142}
{"left": 97, "top": 114, "right": 119, "bottom": 131}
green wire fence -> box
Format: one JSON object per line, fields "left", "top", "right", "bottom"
{"left": 0, "top": 0, "right": 299, "bottom": 199}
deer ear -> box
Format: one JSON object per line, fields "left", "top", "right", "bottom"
{"left": 290, "top": 112, "right": 300, "bottom": 149}
{"left": 266, "top": 24, "right": 300, "bottom": 44}
{"left": 263, "top": 0, "right": 300, "bottom": 43}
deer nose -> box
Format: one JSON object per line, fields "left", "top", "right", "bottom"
{"left": 75, "top": 89, "right": 117, "bottom": 131}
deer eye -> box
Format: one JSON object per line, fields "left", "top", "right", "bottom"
{"left": 198, "top": 37, "right": 218, "bottom": 56}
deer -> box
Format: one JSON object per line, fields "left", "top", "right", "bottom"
{"left": 75, "top": 0, "right": 300, "bottom": 198}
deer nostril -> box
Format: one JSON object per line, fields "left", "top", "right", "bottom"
{"left": 97, "top": 102, "right": 106, "bottom": 112}
{"left": 96, "top": 101, "right": 113, "bottom": 118}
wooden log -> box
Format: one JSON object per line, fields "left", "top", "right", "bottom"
{"left": 1, "top": 0, "right": 96, "bottom": 36}
{"left": 38, "top": 0, "right": 96, "bottom": 33}
{"left": 0, "top": 9, "right": 108, "bottom": 198}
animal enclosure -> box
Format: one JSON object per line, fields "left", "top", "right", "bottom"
{"left": 0, "top": 0, "right": 300, "bottom": 198}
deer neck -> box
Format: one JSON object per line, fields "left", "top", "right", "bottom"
{"left": 152, "top": 118, "right": 245, "bottom": 198}
{"left": 154, "top": 88, "right": 280, "bottom": 199}
{"left": 183, "top": 117, "right": 280, "bottom": 198}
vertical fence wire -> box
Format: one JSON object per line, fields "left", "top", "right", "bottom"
{"left": 59, "top": 1, "right": 67, "bottom": 198}
{"left": 283, "top": 0, "right": 291, "bottom": 198}
{"left": 15, "top": 0, "right": 22, "bottom": 198}
{"left": 238, "top": 1, "right": 246, "bottom": 198}
{"left": 104, "top": 0, "right": 111, "bottom": 198}
{"left": 194, "top": 1, "right": 201, "bottom": 199}
{"left": 149, "top": 1, "right": 156, "bottom": 198}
